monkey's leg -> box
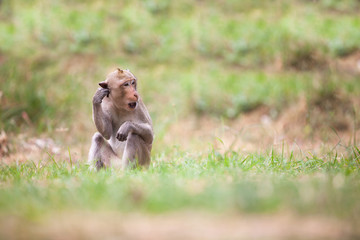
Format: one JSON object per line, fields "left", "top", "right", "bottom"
{"left": 122, "top": 133, "right": 151, "bottom": 169}
{"left": 88, "top": 132, "right": 120, "bottom": 170}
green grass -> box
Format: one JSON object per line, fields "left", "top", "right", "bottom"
{"left": 1, "top": 149, "right": 359, "bottom": 221}
{"left": 0, "top": 0, "right": 359, "bottom": 133}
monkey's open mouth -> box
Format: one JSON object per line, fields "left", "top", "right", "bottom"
{"left": 128, "top": 102, "right": 137, "bottom": 109}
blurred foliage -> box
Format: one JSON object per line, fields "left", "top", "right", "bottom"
{"left": 0, "top": 0, "right": 359, "bottom": 132}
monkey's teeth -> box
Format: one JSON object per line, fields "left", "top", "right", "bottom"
{"left": 128, "top": 102, "right": 137, "bottom": 109}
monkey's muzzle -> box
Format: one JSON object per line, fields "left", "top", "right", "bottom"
{"left": 128, "top": 102, "right": 137, "bottom": 109}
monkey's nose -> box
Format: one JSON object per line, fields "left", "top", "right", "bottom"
{"left": 134, "top": 92, "right": 139, "bottom": 100}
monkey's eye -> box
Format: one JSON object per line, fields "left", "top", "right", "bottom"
{"left": 123, "top": 82, "right": 130, "bottom": 87}
{"left": 131, "top": 80, "right": 136, "bottom": 85}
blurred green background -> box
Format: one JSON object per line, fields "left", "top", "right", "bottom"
{"left": 1, "top": 0, "right": 359, "bottom": 153}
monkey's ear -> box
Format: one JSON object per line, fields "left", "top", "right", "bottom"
{"left": 99, "top": 81, "right": 108, "bottom": 89}
{"left": 117, "top": 68, "right": 124, "bottom": 73}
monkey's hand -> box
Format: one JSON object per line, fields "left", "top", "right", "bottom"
{"left": 93, "top": 88, "right": 110, "bottom": 104}
{"left": 116, "top": 121, "right": 133, "bottom": 141}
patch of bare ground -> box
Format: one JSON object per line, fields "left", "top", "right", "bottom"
{"left": 163, "top": 95, "right": 359, "bottom": 155}
{"left": 0, "top": 212, "right": 356, "bottom": 240}
{"left": 335, "top": 51, "right": 360, "bottom": 75}
{"left": 2, "top": 95, "right": 359, "bottom": 163}
{"left": 0, "top": 130, "right": 10, "bottom": 157}
{"left": 0, "top": 132, "right": 86, "bottom": 165}
{"left": 3, "top": 96, "right": 358, "bottom": 163}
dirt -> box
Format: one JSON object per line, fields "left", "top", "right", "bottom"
{"left": 163, "top": 95, "right": 359, "bottom": 156}
{"left": 336, "top": 51, "right": 360, "bottom": 75}
{"left": 0, "top": 130, "right": 9, "bottom": 157}
{"left": 0, "top": 212, "right": 357, "bottom": 240}
{"left": 2, "top": 92, "right": 359, "bottom": 164}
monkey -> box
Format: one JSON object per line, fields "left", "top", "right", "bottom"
{"left": 88, "top": 68, "right": 153, "bottom": 170}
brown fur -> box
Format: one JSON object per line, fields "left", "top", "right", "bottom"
{"left": 88, "top": 68, "right": 153, "bottom": 170}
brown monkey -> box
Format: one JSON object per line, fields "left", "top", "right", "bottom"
{"left": 88, "top": 68, "right": 153, "bottom": 170}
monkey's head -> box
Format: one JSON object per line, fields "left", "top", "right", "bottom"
{"left": 99, "top": 68, "right": 139, "bottom": 111}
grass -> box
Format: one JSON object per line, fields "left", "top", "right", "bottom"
{"left": 1, "top": 148, "right": 359, "bottom": 222}
{"left": 0, "top": 0, "right": 359, "bottom": 133}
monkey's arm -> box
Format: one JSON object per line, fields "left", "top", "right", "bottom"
{"left": 116, "top": 121, "right": 153, "bottom": 144}
{"left": 92, "top": 88, "right": 112, "bottom": 139}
